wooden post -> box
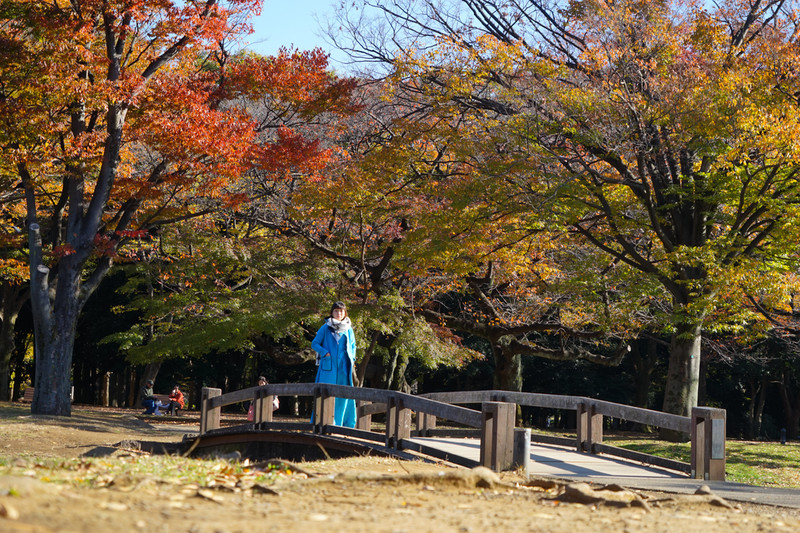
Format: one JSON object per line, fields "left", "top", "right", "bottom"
{"left": 418, "top": 412, "right": 437, "bottom": 437}
{"left": 313, "top": 386, "right": 335, "bottom": 433}
{"left": 691, "top": 407, "right": 726, "bottom": 481}
{"left": 480, "top": 401, "right": 515, "bottom": 471}
{"left": 253, "top": 387, "right": 274, "bottom": 424}
{"left": 356, "top": 400, "right": 372, "bottom": 431}
{"left": 101, "top": 372, "right": 110, "bottom": 407}
{"left": 577, "top": 400, "right": 603, "bottom": 453}
{"left": 385, "top": 394, "right": 411, "bottom": 449}
{"left": 199, "top": 387, "right": 222, "bottom": 435}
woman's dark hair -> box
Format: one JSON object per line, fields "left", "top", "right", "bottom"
{"left": 329, "top": 301, "right": 348, "bottom": 317}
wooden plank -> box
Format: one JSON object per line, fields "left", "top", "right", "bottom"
{"left": 593, "top": 443, "right": 691, "bottom": 474}
{"left": 529, "top": 432, "right": 576, "bottom": 448}
{"left": 421, "top": 390, "right": 691, "bottom": 432}
{"left": 208, "top": 383, "right": 318, "bottom": 409}
{"left": 590, "top": 399, "right": 691, "bottom": 433}
{"left": 421, "top": 390, "right": 579, "bottom": 410}
{"left": 487, "top": 391, "right": 581, "bottom": 411}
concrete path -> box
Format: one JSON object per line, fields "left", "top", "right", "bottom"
{"left": 408, "top": 437, "right": 800, "bottom": 509}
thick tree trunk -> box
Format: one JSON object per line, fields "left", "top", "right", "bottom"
{"left": 661, "top": 322, "right": 702, "bottom": 417}
{"left": 660, "top": 321, "right": 703, "bottom": 441}
{"left": 389, "top": 354, "right": 410, "bottom": 393}
{"left": 30, "top": 260, "right": 83, "bottom": 416}
{"left": 492, "top": 342, "right": 522, "bottom": 392}
{"left": 25, "top": 101, "right": 126, "bottom": 416}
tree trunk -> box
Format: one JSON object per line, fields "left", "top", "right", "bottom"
{"left": 661, "top": 322, "right": 702, "bottom": 416}
{"left": 744, "top": 378, "right": 760, "bottom": 440}
{"left": 777, "top": 373, "right": 800, "bottom": 439}
{"left": 30, "top": 259, "right": 83, "bottom": 416}
{"left": 0, "top": 321, "right": 16, "bottom": 402}
{"left": 755, "top": 375, "right": 768, "bottom": 438}
{"left": 389, "top": 354, "right": 410, "bottom": 393}
{"left": 385, "top": 347, "right": 398, "bottom": 389}
{"left": 136, "top": 361, "right": 162, "bottom": 404}
{"left": 354, "top": 330, "right": 379, "bottom": 387}
{"left": 632, "top": 338, "right": 658, "bottom": 408}
{"left": 0, "top": 283, "right": 26, "bottom": 401}
{"left": 660, "top": 322, "right": 702, "bottom": 441}
{"left": 127, "top": 366, "right": 137, "bottom": 407}
{"left": 492, "top": 342, "right": 522, "bottom": 392}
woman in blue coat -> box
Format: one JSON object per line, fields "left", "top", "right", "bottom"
{"left": 311, "top": 301, "right": 357, "bottom": 427}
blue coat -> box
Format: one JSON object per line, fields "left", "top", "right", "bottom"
{"left": 311, "top": 320, "right": 357, "bottom": 427}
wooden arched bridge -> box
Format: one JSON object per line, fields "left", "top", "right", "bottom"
{"left": 196, "top": 383, "right": 726, "bottom": 481}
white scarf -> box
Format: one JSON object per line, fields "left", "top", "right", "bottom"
{"left": 326, "top": 317, "right": 351, "bottom": 334}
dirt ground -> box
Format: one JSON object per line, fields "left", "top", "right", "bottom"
{"left": 1, "top": 404, "right": 800, "bottom": 533}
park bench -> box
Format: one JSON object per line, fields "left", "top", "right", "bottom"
{"left": 152, "top": 393, "right": 181, "bottom": 415}
{"left": 18, "top": 387, "right": 74, "bottom": 403}
{"left": 19, "top": 387, "right": 34, "bottom": 403}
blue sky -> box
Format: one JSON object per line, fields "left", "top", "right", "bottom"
{"left": 245, "top": 1, "right": 341, "bottom": 59}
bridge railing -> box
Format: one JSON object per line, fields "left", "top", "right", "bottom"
{"left": 200, "top": 383, "right": 515, "bottom": 471}
{"left": 418, "top": 390, "right": 725, "bottom": 480}
{"left": 199, "top": 384, "right": 725, "bottom": 480}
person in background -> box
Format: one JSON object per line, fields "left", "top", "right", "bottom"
{"left": 247, "top": 376, "right": 279, "bottom": 421}
{"left": 311, "top": 301, "right": 356, "bottom": 427}
{"left": 167, "top": 384, "right": 185, "bottom": 415}
{"left": 141, "top": 379, "right": 158, "bottom": 415}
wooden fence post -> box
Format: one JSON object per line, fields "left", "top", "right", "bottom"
{"left": 418, "top": 412, "right": 437, "bottom": 437}
{"left": 313, "top": 386, "right": 335, "bottom": 434}
{"left": 200, "top": 387, "right": 221, "bottom": 435}
{"left": 576, "top": 400, "right": 603, "bottom": 453}
{"left": 356, "top": 400, "right": 372, "bottom": 431}
{"left": 385, "top": 394, "right": 411, "bottom": 449}
{"left": 253, "top": 387, "right": 275, "bottom": 425}
{"left": 691, "top": 407, "right": 726, "bottom": 481}
{"left": 480, "top": 401, "right": 515, "bottom": 471}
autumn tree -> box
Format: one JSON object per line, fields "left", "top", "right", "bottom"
{"left": 331, "top": 0, "right": 800, "bottom": 418}
{"left": 91, "top": 51, "right": 403, "bottom": 384}
{"left": 0, "top": 0, "right": 361, "bottom": 415}
{"left": 0, "top": 190, "right": 28, "bottom": 400}
{"left": 106, "top": 77, "right": 486, "bottom": 390}
{"left": 244, "top": 76, "right": 635, "bottom": 392}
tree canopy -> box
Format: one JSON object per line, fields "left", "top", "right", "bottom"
{"left": 330, "top": 0, "right": 800, "bottom": 416}
{"left": 0, "top": 0, "right": 357, "bottom": 414}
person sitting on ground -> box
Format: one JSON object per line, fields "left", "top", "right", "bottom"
{"left": 166, "top": 384, "right": 185, "bottom": 416}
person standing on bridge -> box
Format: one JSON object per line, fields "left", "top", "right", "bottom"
{"left": 312, "top": 301, "right": 357, "bottom": 427}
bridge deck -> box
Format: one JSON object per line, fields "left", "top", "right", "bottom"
{"left": 408, "top": 437, "right": 683, "bottom": 479}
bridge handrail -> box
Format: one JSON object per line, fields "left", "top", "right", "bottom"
{"left": 199, "top": 383, "right": 725, "bottom": 480}
{"left": 205, "top": 383, "right": 483, "bottom": 428}
{"left": 419, "top": 390, "right": 691, "bottom": 433}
